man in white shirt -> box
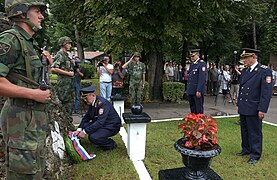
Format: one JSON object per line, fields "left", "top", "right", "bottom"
{"left": 97, "top": 56, "right": 114, "bottom": 101}
{"left": 165, "top": 61, "right": 174, "bottom": 81}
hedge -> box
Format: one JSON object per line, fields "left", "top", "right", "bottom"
{"left": 163, "top": 82, "right": 185, "bottom": 103}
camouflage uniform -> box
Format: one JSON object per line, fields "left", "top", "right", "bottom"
{"left": 0, "top": 12, "right": 11, "bottom": 163}
{"left": 127, "top": 60, "right": 146, "bottom": 104}
{"left": 52, "top": 49, "right": 74, "bottom": 115}
{"left": 0, "top": 25, "right": 48, "bottom": 179}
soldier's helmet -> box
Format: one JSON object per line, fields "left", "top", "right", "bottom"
{"left": 133, "top": 52, "right": 141, "bottom": 58}
{"left": 58, "top": 36, "right": 72, "bottom": 47}
{"left": 5, "top": 0, "right": 47, "bottom": 19}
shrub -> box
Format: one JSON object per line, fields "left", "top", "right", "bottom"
{"left": 81, "top": 64, "right": 96, "bottom": 79}
{"left": 163, "top": 82, "right": 185, "bottom": 103}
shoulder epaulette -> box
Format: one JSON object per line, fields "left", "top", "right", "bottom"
{"left": 96, "top": 100, "right": 102, "bottom": 106}
{"left": 261, "top": 65, "right": 268, "bottom": 69}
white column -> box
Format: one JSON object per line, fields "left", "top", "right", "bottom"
{"left": 127, "top": 123, "right": 147, "bottom": 161}
{"left": 113, "top": 100, "right": 125, "bottom": 124}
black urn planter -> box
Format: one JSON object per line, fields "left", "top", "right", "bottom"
{"left": 131, "top": 103, "right": 143, "bottom": 115}
{"left": 174, "top": 138, "right": 221, "bottom": 180}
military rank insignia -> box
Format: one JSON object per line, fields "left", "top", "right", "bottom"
{"left": 0, "top": 42, "right": 11, "bottom": 55}
{"left": 254, "top": 68, "right": 258, "bottom": 71}
{"left": 99, "top": 108, "right": 104, "bottom": 115}
{"left": 266, "top": 76, "right": 272, "bottom": 83}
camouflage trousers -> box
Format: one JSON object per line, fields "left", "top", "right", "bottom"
{"left": 0, "top": 99, "right": 48, "bottom": 180}
{"left": 129, "top": 80, "right": 143, "bottom": 105}
{"left": 55, "top": 76, "right": 75, "bottom": 115}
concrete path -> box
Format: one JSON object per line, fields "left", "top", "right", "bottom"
{"left": 72, "top": 94, "right": 277, "bottom": 125}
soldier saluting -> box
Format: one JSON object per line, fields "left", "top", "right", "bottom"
{"left": 0, "top": 0, "right": 52, "bottom": 179}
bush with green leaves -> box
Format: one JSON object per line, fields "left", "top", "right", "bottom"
{"left": 163, "top": 82, "right": 185, "bottom": 103}
{"left": 80, "top": 64, "right": 96, "bottom": 79}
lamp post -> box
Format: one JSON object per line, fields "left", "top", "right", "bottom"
{"left": 233, "top": 50, "right": 237, "bottom": 64}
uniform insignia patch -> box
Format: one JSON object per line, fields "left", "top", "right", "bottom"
{"left": 99, "top": 108, "right": 104, "bottom": 115}
{"left": 0, "top": 42, "right": 11, "bottom": 55}
{"left": 266, "top": 76, "right": 271, "bottom": 83}
{"left": 202, "top": 67, "right": 206, "bottom": 71}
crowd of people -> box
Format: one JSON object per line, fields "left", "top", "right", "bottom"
{"left": 206, "top": 63, "right": 241, "bottom": 104}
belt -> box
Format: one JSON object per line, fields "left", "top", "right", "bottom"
{"left": 101, "top": 81, "right": 112, "bottom": 83}
{"left": 8, "top": 98, "right": 46, "bottom": 111}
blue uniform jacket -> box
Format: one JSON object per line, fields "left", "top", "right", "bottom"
{"left": 238, "top": 63, "right": 272, "bottom": 115}
{"left": 79, "top": 96, "right": 121, "bottom": 134}
{"left": 186, "top": 59, "right": 207, "bottom": 95}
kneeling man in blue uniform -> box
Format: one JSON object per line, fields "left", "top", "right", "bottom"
{"left": 237, "top": 48, "right": 273, "bottom": 164}
{"left": 73, "top": 86, "right": 121, "bottom": 150}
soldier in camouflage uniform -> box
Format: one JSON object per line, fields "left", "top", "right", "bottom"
{"left": 51, "top": 36, "right": 75, "bottom": 115}
{"left": 0, "top": 11, "right": 11, "bottom": 163}
{"left": 0, "top": 0, "right": 52, "bottom": 179}
{"left": 122, "top": 52, "right": 146, "bottom": 104}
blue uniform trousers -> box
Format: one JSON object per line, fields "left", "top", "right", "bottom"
{"left": 187, "top": 94, "right": 204, "bottom": 114}
{"left": 74, "top": 82, "right": 81, "bottom": 113}
{"left": 240, "top": 115, "right": 262, "bottom": 160}
{"left": 83, "top": 121, "right": 120, "bottom": 150}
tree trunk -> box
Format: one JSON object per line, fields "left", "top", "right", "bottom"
{"left": 252, "top": 18, "right": 257, "bottom": 50}
{"left": 74, "top": 25, "right": 84, "bottom": 61}
{"left": 147, "top": 51, "right": 164, "bottom": 101}
{"left": 181, "top": 40, "right": 188, "bottom": 68}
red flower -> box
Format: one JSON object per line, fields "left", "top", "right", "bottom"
{"left": 178, "top": 113, "right": 218, "bottom": 150}
{"left": 185, "top": 141, "right": 193, "bottom": 148}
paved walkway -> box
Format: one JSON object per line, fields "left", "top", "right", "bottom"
{"left": 73, "top": 94, "right": 277, "bottom": 125}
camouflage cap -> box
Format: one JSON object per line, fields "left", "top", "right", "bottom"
{"left": 58, "top": 36, "right": 72, "bottom": 46}
{"left": 133, "top": 52, "right": 141, "bottom": 58}
{"left": 5, "top": 0, "right": 47, "bottom": 18}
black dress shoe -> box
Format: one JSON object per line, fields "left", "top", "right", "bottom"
{"left": 248, "top": 158, "right": 258, "bottom": 164}
{"left": 103, "top": 143, "right": 117, "bottom": 151}
{"left": 236, "top": 151, "right": 249, "bottom": 156}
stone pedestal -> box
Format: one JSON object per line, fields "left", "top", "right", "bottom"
{"left": 111, "top": 95, "right": 127, "bottom": 124}
{"left": 158, "top": 167, "right": 222, "bottom": 180}
{"left": 123, "top": 112, "right": 151, "bottom": 161}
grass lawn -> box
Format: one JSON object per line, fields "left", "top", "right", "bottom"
{"left": 145, "top": 117, "right": 277, "bottom": 180}
{"left": 71, "top": 117, "right": 277, "bottom": 180}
